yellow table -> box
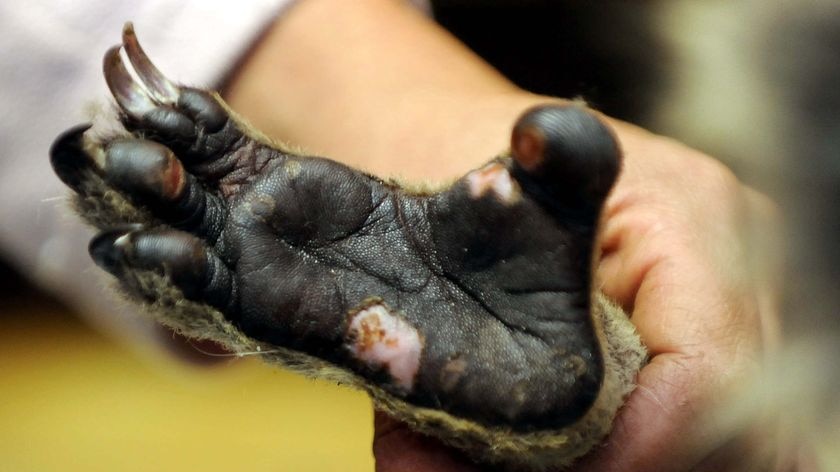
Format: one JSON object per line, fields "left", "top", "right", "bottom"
{"left": 0, "top": 300, "right": 374, "bottom": 472}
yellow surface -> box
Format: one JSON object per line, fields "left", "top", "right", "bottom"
{"left": 0, "top": 304, "right": 374, "bottom": 472}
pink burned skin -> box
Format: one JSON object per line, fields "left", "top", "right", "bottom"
{"left": 347, "top": 303, "right": 423, "bottom": 391}
{"left": 466, "top": 162, "right": 521, "bottom": 204}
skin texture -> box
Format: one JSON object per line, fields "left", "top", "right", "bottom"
{"left": 220, "top": 1, "right": 784, "bottom": 470}
{"left": 50, "top": 22, "right": 648, "bottom": 470}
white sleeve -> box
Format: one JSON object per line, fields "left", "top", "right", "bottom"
{"left": 0, "top": 0, "right": 429, "bottom": 349}
{"left": 0, "top": 0, "right": 297, "bottom": 346}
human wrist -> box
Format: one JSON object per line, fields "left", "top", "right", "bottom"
{"left": 222, "top": 0, "right": 536, "bottom": 179}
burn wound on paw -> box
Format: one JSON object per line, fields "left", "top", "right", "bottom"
{"left": 347, "top": 302, "right": 423, "bottom": 391}
{"left": 158, "top": 150, "right": 187, "bottom": 199}
{"left": 465, "top": 162, "right": 520, "bottom": 204}
{"left": 440, "top": 354, "right": 468, "bottom": 392}
{"left": 511, "top": 124, "right": 546, "bottom": 171}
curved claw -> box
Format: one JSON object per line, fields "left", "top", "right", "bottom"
{"left": 49, "top": 123, "right": 95, "bottom": 190}
{"left": 103, "top": 45, "right": 157, "bottom": 119}
{"left": 89, "top": 227, "right": 234, "bottom": 306}
{"left": 88, "top": 225, "right": 145, "bottom": 274}
{"left": 122, "top": 22, "right": 180, "bottom": 104}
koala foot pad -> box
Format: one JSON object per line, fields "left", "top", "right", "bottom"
{"left": 50, "top": 23, "right": 646, "bottom": 471}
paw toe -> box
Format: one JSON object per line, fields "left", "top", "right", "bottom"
{"left": 90, "top": 227, "right": 234, "bottom": 307}
{"left": 101, "top": 139, "right": 226, "bottom": 238}
{"left": 104, "top": 23, "right": 240, "bottom": 155}
{"left": 511, "top": 105, "right": 621, "bottom": 215}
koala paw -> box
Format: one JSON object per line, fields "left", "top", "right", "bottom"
{"left": 50, "top": 23, "right": 645, "bottom": 471}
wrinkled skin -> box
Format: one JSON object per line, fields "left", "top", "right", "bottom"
{"left": 50, "top": 25, "right": 621, "bottom": 433}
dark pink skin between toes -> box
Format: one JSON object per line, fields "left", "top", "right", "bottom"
{"left": 50, "top": 23, "right": 621, "bottom": 432}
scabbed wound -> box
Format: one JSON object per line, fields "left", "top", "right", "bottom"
{"left": 347, "top": 302, "right": 423, "bottom": 391}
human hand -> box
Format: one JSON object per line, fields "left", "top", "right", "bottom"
{"left": 370, "top": 115, "right": 781, "bottom": 472}
{"left": 577, "top": 120, "right": 781, "bottom": 472}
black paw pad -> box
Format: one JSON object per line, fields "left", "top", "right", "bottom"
{"left": 104, "top": 140, "right": 186, "bottom": 201}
